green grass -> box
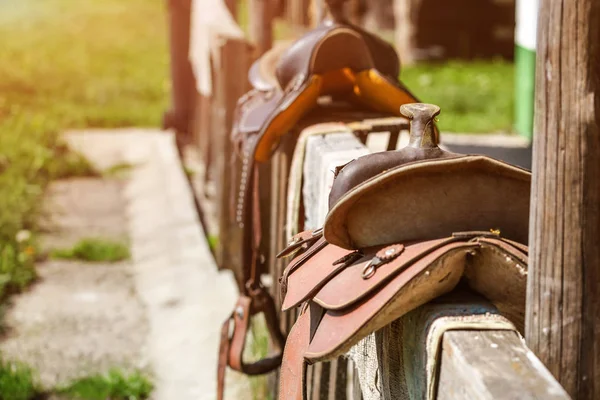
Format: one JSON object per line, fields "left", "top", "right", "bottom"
{"left": 0, "top": 0, "right": 168, "bottom": 294}
{"left": 207, "top": 235, "right": 220, "bottom": 252}
{"left": 56, "top": 370, "right": 152, "bottom": 400}
{"left": 0, "top": 358, "right": 39, "bottom": 400}
{"left": 0, "top": 361, "right": 152, "bottom": 400}
{"left": 0, "top": 0, "right": 169, "bottom": 128}
{"left": 247, "top": 319, "right": 273, "bottom": 400}
{"left": 102, "top": 162, "right": 136, "bottom": 179}
{"left": 51, "top": 238, "right": 131, "bottom": 263}
{"left": 401, "top": 60, "right": 515, "bottom": 133}
{"left": 0, "top": 240, "right": 38, "bottom": 300}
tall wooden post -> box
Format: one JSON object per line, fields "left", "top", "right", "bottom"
{"left": 526, "top": 0, "right": 600, "bottom": 398}
{"left": 249, "top": 0, "right": 273, "bottom": 56}
{"left": 311, "top": 0, "right": 325, "bottom": 24}
{"left": 164, "top": 0, "right": 197, "bottom": 138}
{"left": 393, "top": 0, "right": 419, "bottom": 65}
{"left": 288, "top": 0, "right": 311, "bottom": 29}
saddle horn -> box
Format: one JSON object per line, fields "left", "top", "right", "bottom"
{"left": 400, "top": 103, "right": 440, "bottom": 149}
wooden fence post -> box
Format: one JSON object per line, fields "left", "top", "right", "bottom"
{"left": 288, "top": 0, "right": 311, "bottom": 30}
{"left": 393, "top": 0, "right": 419, "bottom": 65}
{"left": 212, "top": 39, "right": 254, "bottom": 271}
{"left": 164, "top": 0, "right": 197, "bottom": 138}
{"left": 249, "top": 0, "right": 273, "bottom": 56}
{"left": 526, "top": 0, "right": 600, "bottom": 397}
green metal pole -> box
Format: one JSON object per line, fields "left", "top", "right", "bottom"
{"left": 514, "top": 0, "right": 538, "bottom": 140}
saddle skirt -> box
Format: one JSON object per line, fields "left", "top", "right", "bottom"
{"left": 281, "top": 232, "right": 527, "bottom": 358}
{"left": 277, "top": 103, "right": 532, "bottom": 399}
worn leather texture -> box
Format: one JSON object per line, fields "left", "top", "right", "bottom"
{"left": 274, "top": 21, "right": 399, "bottom": 90}
{"left": 324, "top": 104, "right": 531, "bottom": 249}
{"left": 233, "top": 19, "right": 420, "bottom": 163}
{"left": 278, "top": 233, "right": 529, "bottom": 399}
{"left": 326, "top": 155, "right": 532, "bottom": 249}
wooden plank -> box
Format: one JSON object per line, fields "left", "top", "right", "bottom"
{"left": 526, "top": 0, "right": 600, "bottom": 397}
{"left": 438, "top": 330, "right": 570, "bottom": 399}
{"left": 249, "top": 0, "right": 273, "bottom": 56}
{"left": 350, "top": 366, "right": 363, "bottom": 400}
{"left": 288, "top": 0, "right": 311, "bottom": 29}
{"left": 301, "top": 130, "right": 371, "bottom": 399}
{"left": 164, "top": 0, "right": 196, "bottom": 137}
{"left": 328, "top": 358, "right": 348, "bottom": 400}
{"left": 296, "top": 119, "right": 408, "bottom": 398}
{"left": 214, "top": 39, "right": 254, "bottom": 270}
{"left": 195, "top": 94, "right": 212, "bottom": 175}
{"left": 311, "top": 0, "right": 325, "bottom": 25}
{"left": 393, "top": 0, "right": 419, "bottom": 65}
{"left": 311, "top": 362, "right": 331, "bottom": 400}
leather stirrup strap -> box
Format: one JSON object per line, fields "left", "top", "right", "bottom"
{"left": 279, "top": 304, "right": 311, "bottom": 400}
{"left": 218, "top": 164, "right": 285, "bottom": 398}
{"left": 217, "top": 310, "right": 233, "bottom": 400}
{"left": 217, "top": 293, "right": 286, "bottom": 399}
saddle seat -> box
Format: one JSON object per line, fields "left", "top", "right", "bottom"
{"left": 325, "top": 103, "right": 531, "bottom": 248}
{"left": 276, "top": 104, "right": 532, "bottom": 399}
{"left": 248, "top": 21, "right": 400, "bottom": 92}
{"left": 237, "top": 20, "right": 420, "bottom": 162}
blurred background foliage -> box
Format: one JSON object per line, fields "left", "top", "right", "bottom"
{"left": 0, "top": 1, "right": 514, "bottom": 396}
{"left": 0, "top": 0, "right": 169, "bottom": 298}
{"left": 0, "top": 0, "right": 513, "bottom": 299}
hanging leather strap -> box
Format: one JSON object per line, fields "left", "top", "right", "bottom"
{"left": 279, "top": 303, "right": 311, "bottom": 400}
{"left": 217, "top": 163, "right": 285, "bottom": 400}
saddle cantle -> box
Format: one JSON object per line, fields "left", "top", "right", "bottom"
{"left": 277, "top": 104, "right": 532, "bottom": 399}
{"left": 234, "top": 19, "right": 422, "bottom": 163}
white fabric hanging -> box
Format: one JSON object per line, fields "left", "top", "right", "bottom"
{"left": 189, "top": 0, "right": 245, "bottom": 95}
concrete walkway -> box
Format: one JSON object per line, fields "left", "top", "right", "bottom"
{"left": 0, "top": 178, "right": 148, "bottom": 388}
{"left": 63, "top": 129, "right": 248, "bottom": 400}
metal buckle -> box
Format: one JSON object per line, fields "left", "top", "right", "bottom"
{"left": 362, "top": 260, "right": 376, "bottom": 279}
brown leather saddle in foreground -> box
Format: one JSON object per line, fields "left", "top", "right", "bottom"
{"left": 277, "top": 103, "right": 532, "bottom": 399}
{"left": 218, "top": 16, "right": 426, "bottom": 400}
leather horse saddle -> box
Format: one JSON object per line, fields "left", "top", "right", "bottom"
{"left": 219, "top": 17, "right": 427, "bottom": 400}
{"left": 234, "top": 18, "right": 420, "bottom": 163}
{"left": 277, "top": 104, "right": 531, "bottom": 399}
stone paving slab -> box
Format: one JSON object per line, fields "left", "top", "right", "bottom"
{"left": 66, "top": 129, "right": 249, "bottom": 400}
{"left": 0, "top": 177, "right": 148, "bottom": 389}
{"left": 39, "top": 179, "right": 129, "bottom": 251}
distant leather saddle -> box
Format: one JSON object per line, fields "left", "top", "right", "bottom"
{"left": 276, "top": 103, "right": 532, "bottom": 399}
{"left": 234, "top": 19, "right": 421, "bottom": 163}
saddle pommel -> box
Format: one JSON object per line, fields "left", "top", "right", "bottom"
{"left": 400, "top": 103, "right": 440, "bottom": 149}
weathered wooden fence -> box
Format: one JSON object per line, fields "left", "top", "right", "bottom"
{"left": 189, "top": 36, "right": 254, "bottom": 275}
{"left": 180, "top": 1, "right": 579, "bottom": 399}
{"left": 184, "top": 41, "right": 568, "bottom": 400}
{"left": 272, "top": 119, "right": 569, "bottom": 399}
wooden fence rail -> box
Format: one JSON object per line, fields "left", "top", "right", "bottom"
{"left": 183, "top": 7, "right": 570, "bottom": 399}
{"left": 269, "top": 119, "right": 570, "bottom": 399}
